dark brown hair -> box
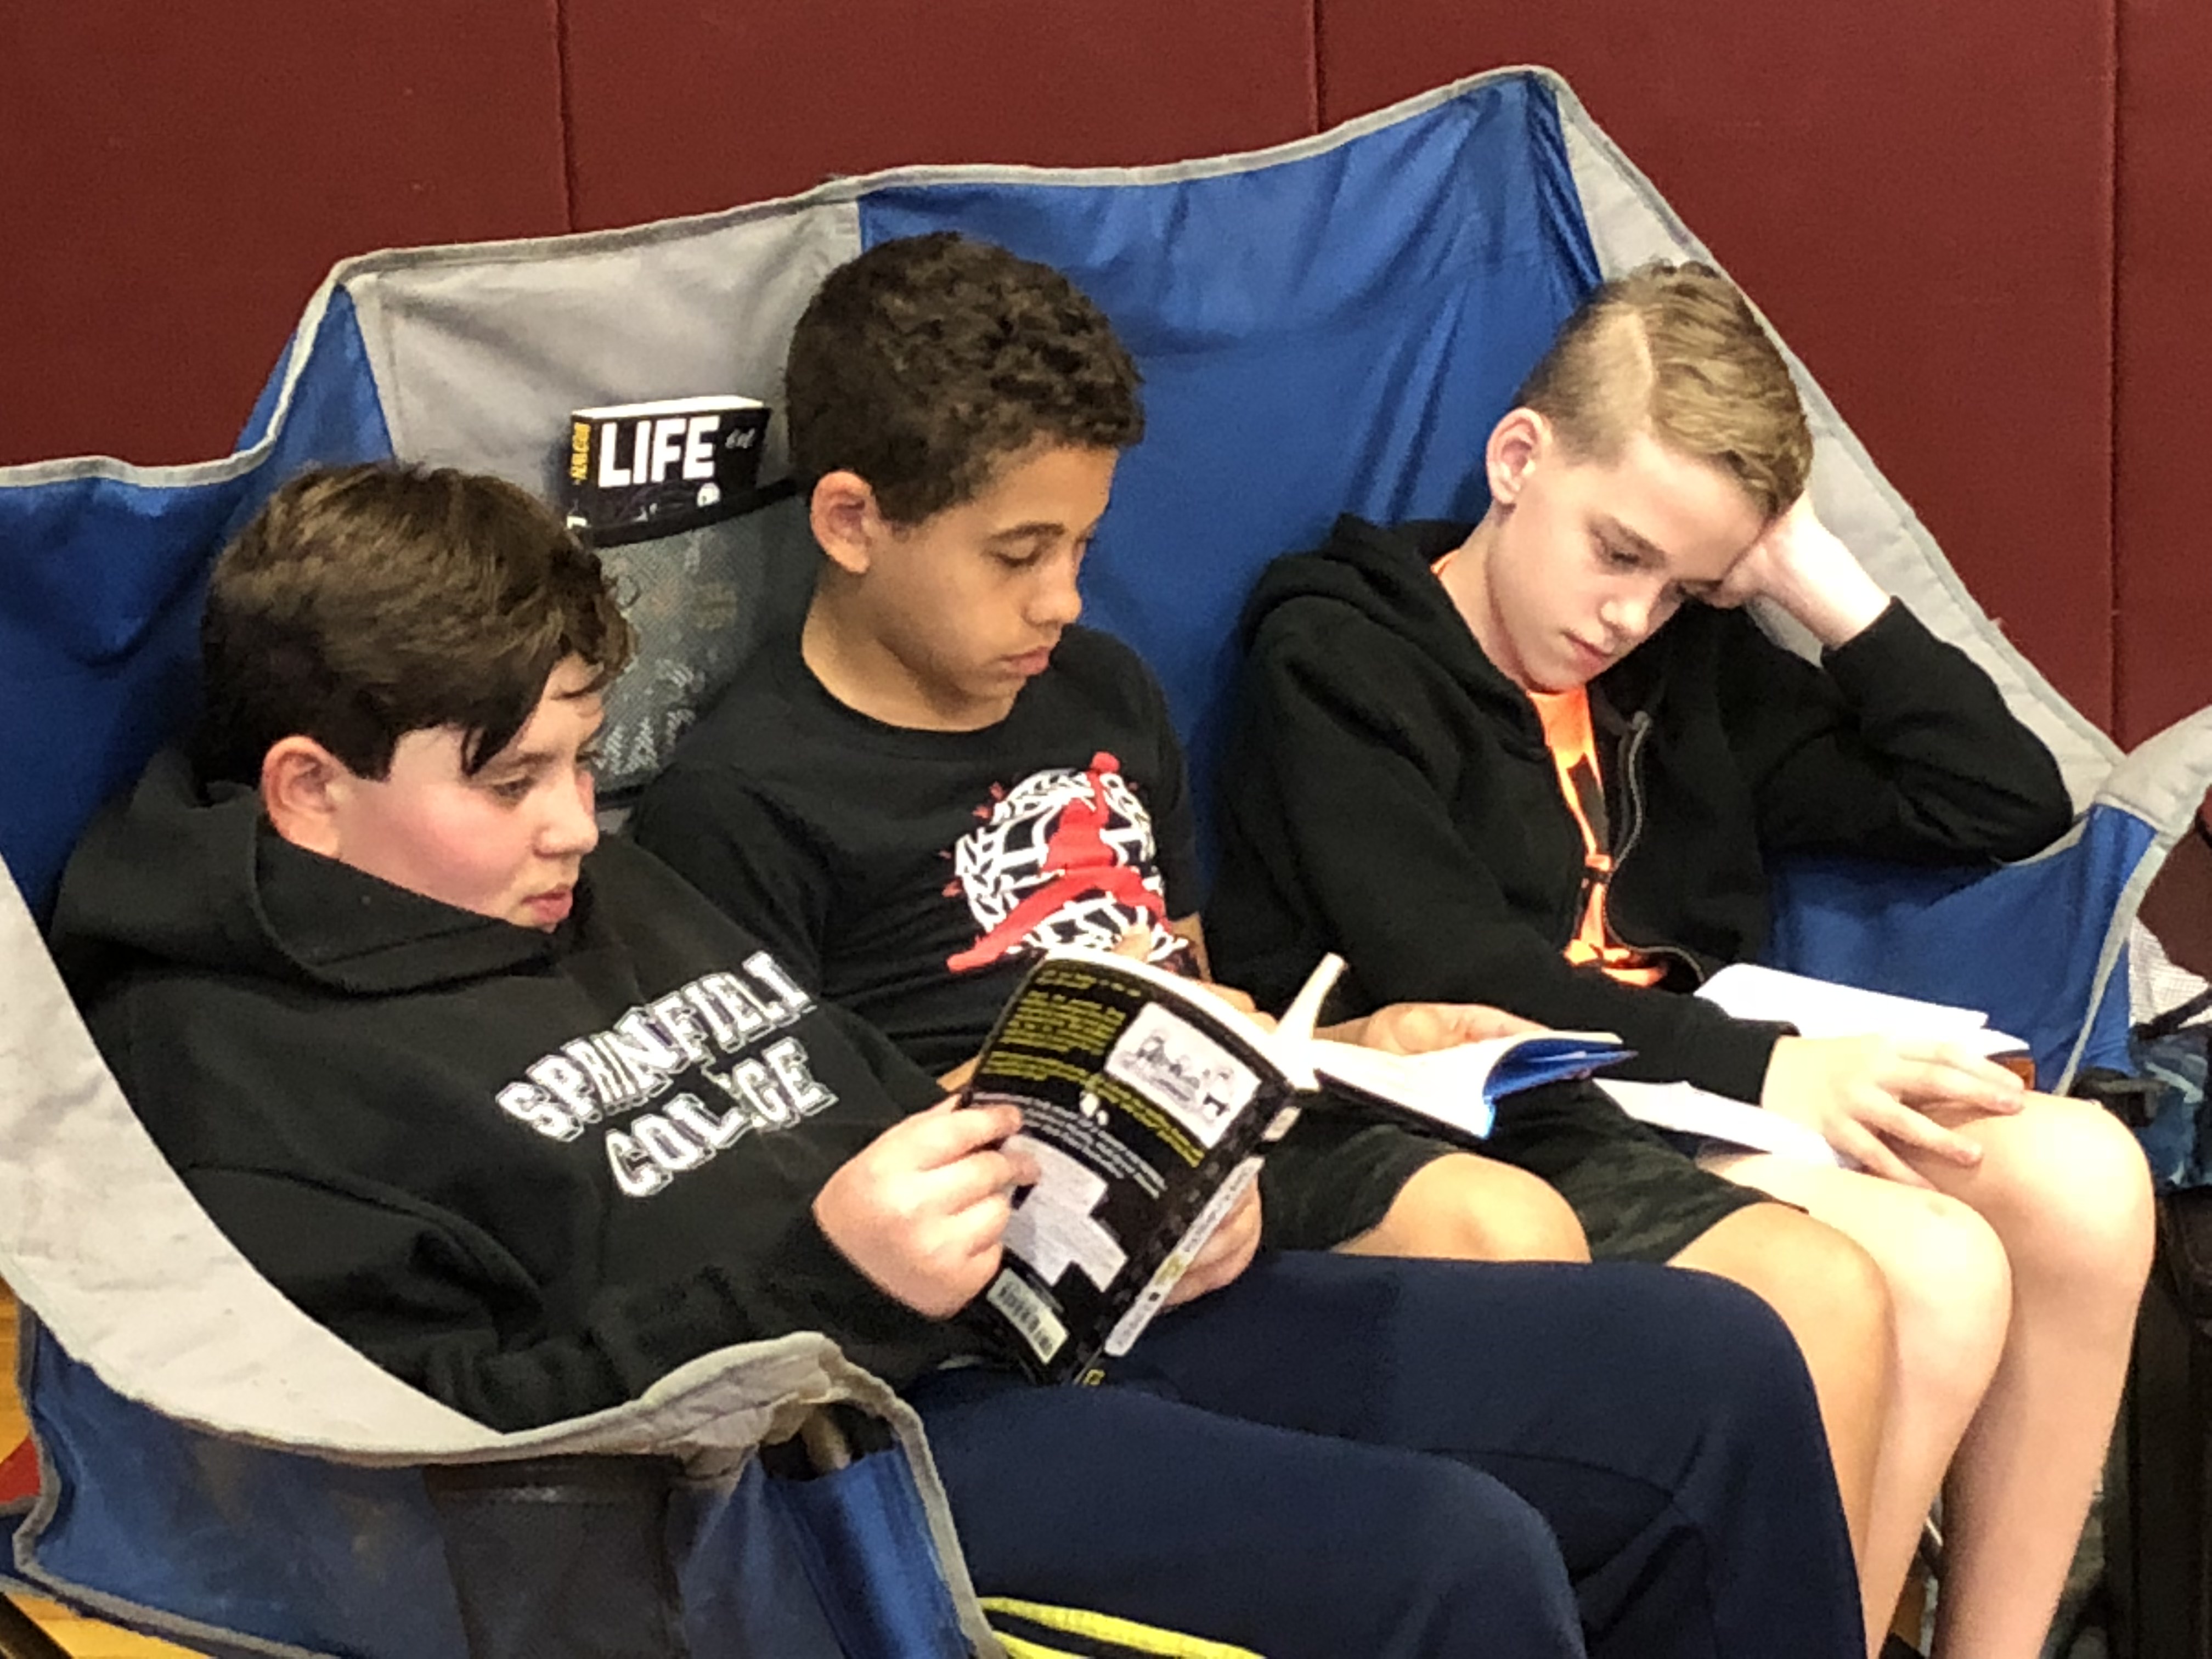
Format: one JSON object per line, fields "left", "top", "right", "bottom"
{"left": 1515, "top": 261, "right": 1812, "bottom": 518}
{"left": 194, "top": 464, "right": 634, "bottom": 785}
{"left": 784, "top": 232, "right": 1145, "bottom": 524}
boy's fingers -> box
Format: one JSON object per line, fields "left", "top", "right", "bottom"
{"left": 1165, "top": 1185, "right": 1262, "bottom": 1306}
{"left": 1451, "top": 1003, "right": 1544, "bottom": 1040}
{"left": 1381, "top": 1002, "right": 1540, "bottom": 1049}
{"left": 1197, "top": 979, "right": 1260, "bottom": 1017}
{"left": 1923, "top": 1042, "right": 2029, "bottom": 1092}
{"left": 1001, "top": 1143, "right": 1043, "bottom": 1188}
{"left": 1112, "top": 927, "right": 1154, "bottom": 960}
{"left": 1831, "top": 1119, "right": 1932, "bottom": 1188}
{"left": 1710, "top": 552, "right": 1771, "bottom": 608}
{"left": 1190, "top": 1183, "right": 1259, "bottom": 1256}
{"left": 1887, "top": 1052, "right": 2025, "bottom": 1113}
{"left": 1861, "top": 1093, "right": 1983, "bottom": 1168}
{"left": 898, "top": 1102, "right": 1024, "bottom": 1166}
{"left": 932, "top": 1194, "right": 1015, "bottom": 1262}
{"left": 919, "top": 1145, "right": 1035, "bottom": 1212}
{"left": 1171, "top": 1210, "right": 1260, "bottom": 1304}
{"left": 1211, "top": 1185, "right": 1263, "bottom": 1255}
{"left": 1891, "top": 1038, "right": 2022, "bottom": 1083}
{"left": 1186, "top": 977, "right": 1272, "bottom": 1030}
{"left": 1705, "top": 577, "right": 1756, "bottom": 611}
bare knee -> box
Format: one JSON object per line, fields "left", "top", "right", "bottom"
{"left": 1343, "top": 1155, "right": 1589, "bottom": 1263}
{"left": 1978, "top": 1096, "right": 2154, "bottom": 1295}
{"left": 1882, "top": 1189, "right": 2013, "bottom": 1398}
{"left": 1792, "top": 1217, "right": 1894, "bottom": 1347}
{"left": 1678, "top": 1206, "right": 1895, "bottom": 1364}
{"left": 1475, "top": 1171, "right": 1590, "bottom": 1261}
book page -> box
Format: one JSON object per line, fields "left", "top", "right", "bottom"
{"left": 1598, "top": 1078, "right": 1843, "bottom": 1167}
{"left": 1304, "top": 1031, "right": 1628, "bottom": 1140}
{"left": 1697, "top": 963, "right": 2026, "bottom": 1056}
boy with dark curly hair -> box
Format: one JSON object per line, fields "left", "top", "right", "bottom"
{"left": 633, "top": 231, "right": 1592, "bottom": 1265}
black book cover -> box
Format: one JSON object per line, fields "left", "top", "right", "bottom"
{"left": 961, "top": 950, "right": 1299, "bottom": 1384}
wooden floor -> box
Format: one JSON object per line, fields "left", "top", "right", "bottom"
{"left": 1, "top": 1286, "right": 199, "bottom": 1657}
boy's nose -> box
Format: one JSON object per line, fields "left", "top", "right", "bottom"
{"left": 1030, "top": 554, "right": 1085, "bottom": 628}
{"left": 541, "top": 772, "right": 601, "bottom": 856}
{"left": 1600, "top": 586, "right": 1658, "bottom": 644}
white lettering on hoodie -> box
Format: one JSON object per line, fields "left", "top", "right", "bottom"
{"left": 494, "top": 953, "right": 838, "bottom": 1199}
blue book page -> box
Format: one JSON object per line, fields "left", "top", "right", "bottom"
{"left": 1305, "top": 1031, "right": 1630, "bottom": 1140}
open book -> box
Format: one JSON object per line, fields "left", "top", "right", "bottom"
{"left": 1697, "top": 963, "right": 2029, "bottom": 1062}
{"left": 1597, "top": 1079, "right": 1842, "bottom": 1166}
{"left": 1301, "top": 1030, "right": 1631, "bottom": 1142}
{"left": 1599, "top": 963, "right": 2033, "bottom": 1169}
{"left": 963, "top": 949, "right": 1627, "bottom": 1383}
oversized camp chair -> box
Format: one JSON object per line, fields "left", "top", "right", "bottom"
{"left": 0, "top": 872, "right": 1003, "bottom": 1658}
{"left": 2, "top": 64, "right": 2208, "bottom": 1656}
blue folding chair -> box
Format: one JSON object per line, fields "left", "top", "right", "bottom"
{"left": 1, "top": 65, "right": 2204, "bottom": 1654}
{"left": 0, "top": 853, "right": 997, "bottom": 1657}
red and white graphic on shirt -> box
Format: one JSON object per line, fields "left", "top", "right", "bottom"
{"left": 944, "top": 752, "right": 1180, "bottom": 973}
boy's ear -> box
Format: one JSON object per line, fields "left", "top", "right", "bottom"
{"left": 261, "top": 736, "right": 352, "bottom": 856}
{"left": 1485, "top": 408, "right": 1550, "bottom": 508}
{"left": 809, "top": 471, "right": 888, "bottom": 577}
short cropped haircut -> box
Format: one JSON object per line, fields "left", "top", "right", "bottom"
{"left": 194, "top": 464, "right": 635, "bottom": 786}
{"left": 784, "top": 232, "right": 1145, "bottom": 524}
{"left": 1515, "top": 262, "right": 1812, "bottom": 518}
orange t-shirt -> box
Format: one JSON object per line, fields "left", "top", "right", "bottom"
{"left": 1525, "top": 686, "right": 1668, "bottom": 987}
{"left": 1430, "top": 547, "right": 1662, "bottom": 985}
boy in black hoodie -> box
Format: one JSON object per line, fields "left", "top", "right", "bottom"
{"left": 52, "top": 462, "right": 1865, "bottom": 1658}
{"left": 1208, "top": 261, "right": 2153, "bottom": 1657}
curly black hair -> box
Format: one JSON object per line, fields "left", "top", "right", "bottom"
{"left": 784, "top": 233, "right": 1145, "bottom": 524}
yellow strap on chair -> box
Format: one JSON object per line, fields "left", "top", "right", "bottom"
{"left": 981, "top": 1596, "right": 1263, "bottom": 1658}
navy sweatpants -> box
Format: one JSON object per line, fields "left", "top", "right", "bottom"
{"left": 911, "top": 1252, "right": 1859, "bottom": 1659}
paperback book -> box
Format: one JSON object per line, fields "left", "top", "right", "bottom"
{"left": 963, "top": 949, "right": 1626, "bottom": 1382}
{"left": 1598, "top": 962, "right": 2034, "bottom": 1169}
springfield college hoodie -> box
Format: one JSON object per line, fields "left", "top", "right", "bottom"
{"left": 51, "top": 751, "right": 970, "bottom": 1430}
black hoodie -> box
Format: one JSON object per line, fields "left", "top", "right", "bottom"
{"left": 51, "top": 751, "right": 967, "bottom": 1431}
{"left": 1207, "top": 517, "right": 2073, "bottom": 1103}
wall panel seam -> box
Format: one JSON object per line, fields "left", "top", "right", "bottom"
{"left": 1308, "top": 0, "right": 1325, "bottom": 132}
{"left": 554, "top": 0, "right": 581, "bottom": 232}
{"left": 2108, "top": 0, "right": 2126, "bottom": 736}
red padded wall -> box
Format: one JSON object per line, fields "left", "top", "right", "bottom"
{"left": 562, "top": 0, "right": 1317, "bottom": 229}
{"left": 1321, "top": 3, "right": 2119, "bottom": 729}
{"left": 7, "top": 3, "right": 2194, "bottom": 743}
{"left": 0, "top": 2, "right": 570, "bottom": 467}
{"left": 2112, "top": 0, "right": 2212, "bottom": 747}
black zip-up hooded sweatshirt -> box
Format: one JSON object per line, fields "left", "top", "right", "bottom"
{"left": 51, "top": 751, "right": 967, "bottom": 1431}
{"left": 1207, "top": 517, "right": 2074, "bottom": 1103}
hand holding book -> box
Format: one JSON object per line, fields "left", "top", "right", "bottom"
{"left": 1595, "top": 963, "right": 2035, "bottom": 1178}
{"left": 1757, "top": 1033, "right": 2025, "bottom": 1187}
{"left": 1339, "top": 999, "right": 1544, "bottom": 1054}
{"left": 1159, "top": 1179, "right": 1262, "bottom": 1308}
{"left": 810, "top": 1099, "right": 1041, "bottom": 1319}
{"left": 959, "top": 947, "right": 1632, "bottom": 1380}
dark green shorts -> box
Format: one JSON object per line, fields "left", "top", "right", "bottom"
{"left": 1258, "top": 1080, "right": 1773, "bottom": 1262}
